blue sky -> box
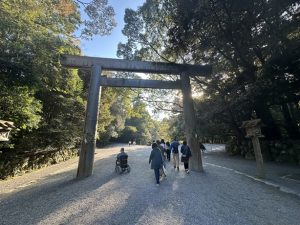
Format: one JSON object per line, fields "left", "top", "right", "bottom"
{"left": 79, "top": 0, "right": 145, "bottom": 58}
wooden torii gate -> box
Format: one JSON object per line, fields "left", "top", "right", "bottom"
{"left": 61, "top": 55, "right": 212, "bottom": 178}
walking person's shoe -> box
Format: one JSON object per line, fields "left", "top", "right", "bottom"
{"left": 186, "top": 170, "right": 190, "bottom": 174}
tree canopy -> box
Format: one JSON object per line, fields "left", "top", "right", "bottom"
{"left": 118, "top": 0, "right": 300, "bottom": 159}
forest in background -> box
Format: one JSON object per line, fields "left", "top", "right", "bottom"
{"left": 0, "top": 1, "right": 172, "bottom": 156}
{"left": 0, "top": 0, "right": 300, "bottom": 178}
{"left": 117, "top": 0, "right": 300, "bottom": 163}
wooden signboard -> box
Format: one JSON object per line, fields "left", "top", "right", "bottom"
{"left": 0, "top": 120, "right": 15, "bottom": 142}
{"left": 241, "top": 119, "right": 265, "bottom": 178}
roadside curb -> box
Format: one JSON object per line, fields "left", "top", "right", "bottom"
{"left": 204, "top": 162, "right": 300, "bottom": 198}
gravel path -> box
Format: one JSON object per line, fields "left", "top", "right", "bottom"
{"left": 202, "top": 144, "right": 300, "bottom": 196}
{"left": 1, "top": 145, "right": 300, "bottom": 225}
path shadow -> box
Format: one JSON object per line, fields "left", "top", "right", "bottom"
{"left": 0, "top": 154, "right": 123, "bottom": 225}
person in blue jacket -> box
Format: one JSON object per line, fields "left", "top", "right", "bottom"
{"left": 149, "top": 142, "right": 163, "bottom": 185}
{"left": 170, "top": 138, "right": 180, "bottom": 171}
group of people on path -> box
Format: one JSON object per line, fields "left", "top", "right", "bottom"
{"left": 149, "top": 138, "right": 192, "bottom": 185}
{"left": 128, "top": 140, "right": 136, "bottom": 146}
{"left": 116, "top": 138, "right": 200, "bottom": 186}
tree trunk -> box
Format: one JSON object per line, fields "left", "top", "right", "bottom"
{"left": 255, "top": 101, "right": 281, "bottom": 139}
{"left": 289, "top": 102, "right": 300, "bottom": 126}
{"left": 181, "top": 74, "right": 203, "bottom": 172}
{"left": 282, "top": 103, "right": 300, "bottom": 139}
{"left": 228, "top": 108, "right": 244, "bottom": 144}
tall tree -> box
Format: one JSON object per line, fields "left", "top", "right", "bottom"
{"left": 167, "top": 0, "right": 300, "bottom": 140}
{"left": 0, "top": 0, "right": 117, "bottom": 151}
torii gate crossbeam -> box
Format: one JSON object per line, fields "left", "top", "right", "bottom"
{"left": 99, "top": 76, "right": 182, "bottom": 89}
{"left": 61, "top": 55, "right": 212, "bottom": 178}
{"left": 61, "top": 54, "right": 211, "bottom": 75}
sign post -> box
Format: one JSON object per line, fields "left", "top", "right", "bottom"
{"left": 241, "top": 119, "right": 265, "bottom": 178}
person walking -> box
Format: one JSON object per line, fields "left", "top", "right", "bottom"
{"left": 157, "top": 140, "right": 167, "bottom": 179}
{"left": 199, "top": 142, "right": 206, "bottom": 152}
{"left": 149, "top": 143, "right": 163, "bottom": 185}
{"left": 170, "top": 138, "right": 180, "bottom": 171}
{"left": 166, "top": 141, "right": 171, "bottom": 161}
{"left": 181, "top": 141, "right": 192, "bottom": 174}
{"left": 160, "top": 139, "right": 166, "bottom": 153}
{"left": 157, "top": 139, "right": 166, "bottom": 161}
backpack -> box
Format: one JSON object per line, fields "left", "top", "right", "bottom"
{"left": 173, "top": 146, "right": 179, "bottom": 154}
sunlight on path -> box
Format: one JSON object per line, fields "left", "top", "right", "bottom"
{"left": 0, "top": 144, "right": 142, "bottom": 196}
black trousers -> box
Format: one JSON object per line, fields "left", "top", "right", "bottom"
{"left": 166, "top": 150, "right": 170, "bottom": 161}
{"left": 154, "top": 168, "right": 160, "bottom": 184}
{"left": 184, "top": 162, "right": 189, "bottom": 170}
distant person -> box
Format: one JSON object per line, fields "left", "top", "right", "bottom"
{"left": 133, "top": 140, "right": 136, "bottom": 145}
{"left": 128, "top": 141, "right": 131, "bottom": 146}
{"left": 181, "top": 141, "right": 192, "bottom": 174}
{"left": 199, "top": 142, "right": 206, "bottom": 152}
{"left": 166, "top": 141, "right": 171, "bottom": 161}
{"left": 160, "top": 139, "right": 166, "bottom": 158}
{"left": 157, "top": 140, "right": 166, "bottom": 161}
{"left": 170, "top": 138, "right": 180, "bottom": 171}
{"left": 117, "top": 148, "right": 128, "bottom": 162}
{"left": 149, "top": 143, "right": 163, "bottom": 186}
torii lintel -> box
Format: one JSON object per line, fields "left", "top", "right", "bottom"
{"left": 61, "top": 55, "right": 212, "bottom": 76}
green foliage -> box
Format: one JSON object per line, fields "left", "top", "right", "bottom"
{"left": 115, "top": 98, "right": 159, "bottom": 145}
{"left": 0, "top": 0, "right": 118, "bottom": 153}
{"left": 0, "top": 81, "right": 42, "bottom": 130}
{"left": 156, "top": 118, "right": 172, "bottom": 142}
{"left": 167, "top": 0, "right": 300, "bottom": 141}
{"left": 78, "top": 0, "right": 116, "bottom": 39}
{"left": 118, "top": 2, "right": 184, "bottom": 123}
{"left": 97, "top": 87, "right": 117, "bottom": 142}
{"left": 119, "top": 0, "right": 300, "bottom": 147}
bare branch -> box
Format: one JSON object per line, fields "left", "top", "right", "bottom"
{"left": 138, "top": 37, "right": 173, "bottom": 63}
{"left": 138, "top": 96, "right": 182, "bottom": 108}
{"left": 154, "top": 104, "right": 183, "bottom": 113}
{"left": 74, "top": 0, "right": 89, "bottom": 9}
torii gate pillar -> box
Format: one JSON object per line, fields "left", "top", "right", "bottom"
{"left": 181, "top": 74, "right": 203, "bottom": 171}
{"left": 77, "top": 65, "right": 102, "bottom": 178}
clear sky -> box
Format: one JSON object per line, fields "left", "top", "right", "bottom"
{"left": 79, "top": 0, "right": 145, "bottom": 58}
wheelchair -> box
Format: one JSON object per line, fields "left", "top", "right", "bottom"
{"left": 115, "top": 156, "right": 131, "bottom": 174}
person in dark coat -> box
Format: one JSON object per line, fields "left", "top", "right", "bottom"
{"left": 117, "top": 148, "right": 128, "bottom": 161}
{"left": 180, "top": 140, "right": 192, "bottom": 174}
{"left": 199, "top": 142, "right": 206, "bottom": 152}
{"left": 149, "top": 142, "right": 163, "bottom": 185}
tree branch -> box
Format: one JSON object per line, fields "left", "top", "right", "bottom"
{"left": 139, "top": 37, "right": 173, "bottom": 63}
{"left": 74, "top": 0, "right": 89, "bottom": 9}
{"left": 138, "top": 96, "right": 183, "bottom": 109}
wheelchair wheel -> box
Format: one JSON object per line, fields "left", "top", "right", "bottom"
{"left": 127, "top": 165, "right": 131, "bottom": 173}
{"left": 115, "top": 166, "right": 120, "bottom": 174}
